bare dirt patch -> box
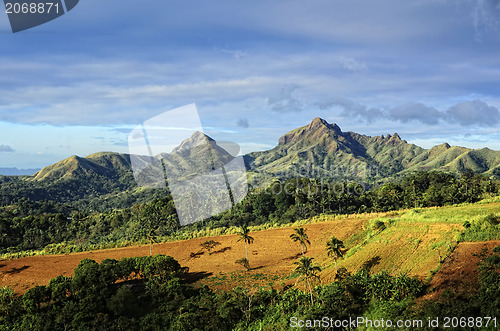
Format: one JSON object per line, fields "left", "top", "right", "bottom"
{"left": 423, "top": 240, "right": 500, "bottom": 300}
{"left": 0, "top": 218, "right": 366, "bottom": 294}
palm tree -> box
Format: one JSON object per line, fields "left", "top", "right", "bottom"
{"left": 290, "top": 226, "right": 311, "bottom": 256}
{"left": 293, "top": 256, "right": 321, "bottom": 304}
{"left": 237, "top": 225, "right": 254, "bottom": 262}
{"left": 326, "top": 236, "right": 345, "bottom": 272}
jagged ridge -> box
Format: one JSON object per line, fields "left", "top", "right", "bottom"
{"left": 28, "top": 119, "right": 500, "bottom": 190}
{"left": 246, "top": 118, "right": 500, "bottom": 181}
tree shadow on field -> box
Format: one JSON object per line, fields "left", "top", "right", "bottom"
{"left": 250, "top": 265, "right": 264, "bottom": 271}
{"left": 188, "top": 251, "right": 204, "bottom": 260}
{"left": 361, "top": 256, "right": 381, "bottom": 273}
{"left": 182, "top": 271, "right": 213, "bottom": 283}
{"left": 283, "top": 253, "right": 302, "bottom": 261}
{"left": 5, "top": 265, "right": 30, "bottom": 274}
{"left": 212, "top": 246, "right": 232, "bottom": 254}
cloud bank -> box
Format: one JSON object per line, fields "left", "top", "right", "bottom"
{"left": 319, "top": 98, "right": 500, "bottom": 127}
{"left": 0, "top": 145, "right": 14, "bottom": 152}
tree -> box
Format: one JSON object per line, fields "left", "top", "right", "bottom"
{"left": 326, "top": 236, "right": 345, "bottom": 272}
{"left": 200, "top": 240, "right": 221, "bottom": 255}
{"left": 290, "top": 226, "right": 310, "bottom": 256}
{"left": 137, "top": 200, "right": 169, "bottom": 256}
{"left": 237, "top": 225, "right": 254, "bottom": 263}
{"left": 292, "top": 256, "right": 321, "bottom": 304}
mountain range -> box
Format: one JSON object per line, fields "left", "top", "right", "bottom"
{"left": 26, "top": 117, "right": 500, "bottom": 184}
{"left": 245, "top": 117, "right": 500, "bottom": 182}
{"left": 2, "top": 117, "right": 499, "bottom": 207}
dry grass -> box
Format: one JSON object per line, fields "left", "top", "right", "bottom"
{"left": 1, "top": 200, "right": 499, "bottom": 295}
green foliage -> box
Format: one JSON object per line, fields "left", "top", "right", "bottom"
{"left": 0, "top": 170, "right": 497, "bottom": 258}
{"left": 237, "top": 225, "right": 254, "bottom": 263}
{"left": 417, "top": 247, "right": 500, "bottom": 325}
{"left": 372, "top": 219, "right": 386, "bottom": 231}
{"left": 8, "top": 252, "right": 499, "bottom": 331}
{"left": 461, "top": 213, "right": 500, "bottom": 241}
{"left": 0, "top": 195, "right": 180, "bottom": 256}
{"left": 326, "top": 236, "right": 345, "bottom": 271}
{"left": 292, "top": 256, "right": 321, "bottom": 304}
{"left": 484, "top": 213, "right": 500, "bottom": 226}
{"left": 107, "top": 286, "right": 137, "bottom": 316}
{"left": 289, "top": 226, "right": 310, "bottom": 255}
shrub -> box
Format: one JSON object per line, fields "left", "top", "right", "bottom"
{"left": 484, "top": 213, "right": 499, "bottom": 226}
{"left": 373, "top": 220, "right": 386, "bottom": 231}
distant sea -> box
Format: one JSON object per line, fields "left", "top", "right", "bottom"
{"left": 0, "top": 168, "right": 40, "bottom": 176}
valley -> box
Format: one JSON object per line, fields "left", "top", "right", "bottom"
{"left": 1, "top": 199, "right": 498, "bottom": 296}
{"left": 0, "top": 118, "right": 499, "bottom": 329}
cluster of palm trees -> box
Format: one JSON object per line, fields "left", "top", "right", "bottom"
{"left": 289, "top": 226, "right": 346, "bottom": 304}
{"left": 236, "top": 224, "right": 346, "bottom": 303}
{"left": 289, "top": 226, "right": 345, "bottom": 269}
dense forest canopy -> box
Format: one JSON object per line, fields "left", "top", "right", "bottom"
{"left": 0, "top": 170, "right": 497, "bottom": 255}
{"left": 0, "top": 247, "right": 498, "bottom": 330}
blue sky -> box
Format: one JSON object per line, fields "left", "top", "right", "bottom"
{"left": 1, "top": 0, "right": 500, "bottom": 168}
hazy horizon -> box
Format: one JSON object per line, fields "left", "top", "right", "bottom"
{"left": 3, "top": 116, "right": 500, "bottom": 172}
{"left": 1, "top": 0, "right": 500, "bottom": 169}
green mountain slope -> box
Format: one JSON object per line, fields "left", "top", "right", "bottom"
{"left": 31, "top": 153, "right": 134, "bottom": 183}
{"left": 245, "top": 117, "right": 500, "bottom": 184}
{"left": 2, "top": 118, "right": 499, "bottom": 209}
{"left": 0, "top": 132, "right": 238, "bottom": 209}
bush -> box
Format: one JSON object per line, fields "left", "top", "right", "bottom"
{"left": 484, "top": 213, "right": 499, "bottom": 226}
{"left": 373, "top": 220, "right": 386, "bottom": 231}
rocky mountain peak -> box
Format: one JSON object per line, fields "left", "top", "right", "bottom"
{"left": 307, "top": 117, "right": 342, "bottom": 133}
{"left": 279, "top": 118, "right": 343, "bottom": 145}
{"left": 172, "top": 131, "right": 215, "bottom": 153}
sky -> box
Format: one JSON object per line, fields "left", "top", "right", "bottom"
{"left": 1, "top": 0, "right": 500, "bottom": 169}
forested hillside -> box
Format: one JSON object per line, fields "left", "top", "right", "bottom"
{"left": 1, "top": 118, "right": 500, "bottom": 214}
{"left": 0, "top": 170, "right": 496, "bottom": 256}
{"left": 1, "top": 246, "right": 498, "bottom": 330}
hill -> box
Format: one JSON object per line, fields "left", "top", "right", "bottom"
{"left": 31, "top": 152, "right": 134, "bottom": 183}
{"left": 1, "top": 199, "right": 499, "bottom": 295}
{"left": 1, "top": 119, "right": 500, "bottom": 210}
{"left": 246, "top": 117, "right": 500, "bottom": 185}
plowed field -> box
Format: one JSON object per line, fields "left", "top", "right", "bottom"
{"left": 0, "top": 218, "right": 366, "bottom": 294}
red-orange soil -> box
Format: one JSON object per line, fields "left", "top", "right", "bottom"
{"left": 0, "top": 218, "right": 366, "bottom": 294}
{"left": 422, "top": 240, "right": 500, "bottom": 300}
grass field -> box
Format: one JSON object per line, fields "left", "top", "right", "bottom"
{"left": 1, "top": 199, "right": 499, "bottom": 295}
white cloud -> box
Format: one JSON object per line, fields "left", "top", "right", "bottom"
{"left": 267, "top": 83, "right": 303, "bottom": 112}
{"left": 446, "top": 100, "right": 500, "bottom": 126}
{"left": 339, "top": 57, "right": 367, "bottom": 72}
